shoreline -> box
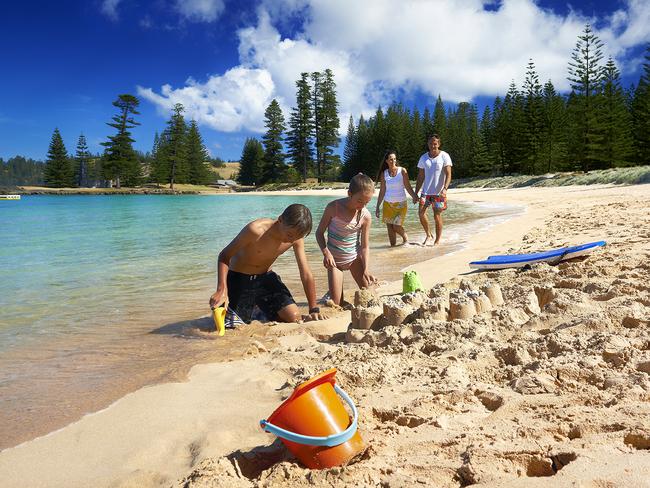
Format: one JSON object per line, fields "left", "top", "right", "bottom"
{"left": 7, "top": 163, "right": 650, "bottom": 197}
{"left": 6, "top": 185, "right": 349, "bottom": 196}
{"left": 1, "top": 183, "right": 649, "bottom": 487}
{"left": 0, "top": 194, "right": 506, "bottom": 451}
{"left": 8, "top": 186, "right": 352, "bottom": 197}
{"left": 9, "top": 185, "right": 230, "bottom": 195}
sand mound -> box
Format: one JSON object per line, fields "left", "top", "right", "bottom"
{"left": 176, "top": 191, "right": 650, "bottom": 487}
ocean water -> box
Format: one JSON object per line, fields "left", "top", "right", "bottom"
{"left": 0, "top": 194, "right": 521, "bottom": 449}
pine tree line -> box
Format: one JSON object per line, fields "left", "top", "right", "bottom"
{"left": 42, "top": 96, "right": 215, "bottom": 188}
{"left": 150, "top": 103, "right": 213, "bottom": 189}
{"left": 237, "top": 69, "right": 341, "bottom": 186}
{"left": 342, "top": 26, "right": 649, "bottom": 179}
{"left": 0, "top": 156, "right": 45, "bottom": 186}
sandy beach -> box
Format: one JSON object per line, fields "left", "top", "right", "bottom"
{"left": 1, "top": 183, "right": 649, "bottom": 487}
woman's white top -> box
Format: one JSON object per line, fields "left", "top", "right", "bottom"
{"left": 384, "top": 167, "right": 407, "bottom": 202}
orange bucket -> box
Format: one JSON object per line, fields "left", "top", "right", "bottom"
{"left": 260, "top": 368, "right": 364, "bottom": 469}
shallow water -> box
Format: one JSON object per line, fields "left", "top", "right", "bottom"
{"left": 0, "top": 194, "right": 521, "bottom": 449}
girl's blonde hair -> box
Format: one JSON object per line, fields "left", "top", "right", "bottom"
{"left": 349, "top": 173, "right": 374, "bottom": 194}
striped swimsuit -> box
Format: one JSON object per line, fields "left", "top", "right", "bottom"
{"left": 326, "top": 204, "right": 371, "bottom": 268}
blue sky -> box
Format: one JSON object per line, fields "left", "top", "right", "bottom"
{"left": 1, "top": 0, "right": 648, "bottom": 162}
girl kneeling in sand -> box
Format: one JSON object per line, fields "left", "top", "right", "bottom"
{"left": 374, "top": 149, "right": 418, "bottom": 246}
{"left": 316, "top": 173, "right": 378, "bottom": 306}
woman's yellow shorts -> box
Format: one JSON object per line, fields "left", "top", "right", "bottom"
{"left": 382, "top": 200, "right": 407, "bottom": 226}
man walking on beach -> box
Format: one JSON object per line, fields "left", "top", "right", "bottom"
{"left": 415, "top": 134, "right": 453, "bottom": 245}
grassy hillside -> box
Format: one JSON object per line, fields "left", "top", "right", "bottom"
{"left": 453, "top": 166, "right": 650, "bottom": 189}
{"left": 209, "top": 162, "right": 240, "bottom": 181}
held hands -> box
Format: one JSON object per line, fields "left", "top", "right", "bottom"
{"left": 412, "top": 194, "right": 419, "bottom": 204}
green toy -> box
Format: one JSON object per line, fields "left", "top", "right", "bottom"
{"left": 402, "top": 270, "right": 424, "bottom": 294}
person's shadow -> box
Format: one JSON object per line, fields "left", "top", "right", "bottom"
{"left": 149, "top": 315, "right": 216, "bottom": 337}
{"left": 148, "top": 314, "right": 272, "bottom": 343}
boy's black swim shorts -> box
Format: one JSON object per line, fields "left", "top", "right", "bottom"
{"left": 226, "top": 269, "right": 295, "bottom": 324}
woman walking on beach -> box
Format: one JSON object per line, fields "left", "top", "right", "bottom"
{"left": 374, "top": 150, "right": 418, "bottom": 246}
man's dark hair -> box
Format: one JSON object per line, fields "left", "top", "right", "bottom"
{"left": 281, "top": 203, "right": 313, "bottom": 237}
{"left": 428, "top": 133, "right": 441, "bottom": 142}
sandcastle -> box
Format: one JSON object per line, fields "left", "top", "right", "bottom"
{"left": 345, "top": 279, "right": 507, "bottom": 343}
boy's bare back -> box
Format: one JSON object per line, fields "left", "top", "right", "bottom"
{"left": 228, "top": 218, "right": 296, "bottom": 275}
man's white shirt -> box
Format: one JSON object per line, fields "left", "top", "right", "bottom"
{"left": 417, "top": 150, "right": 453, "bottom": 195}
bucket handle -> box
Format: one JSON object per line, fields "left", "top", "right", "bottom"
{"left": 259, "top": 384, "right": 358, "bottom": 447}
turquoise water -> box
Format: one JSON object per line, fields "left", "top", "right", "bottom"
{"left": 1, "top": 195, "right": 326, "bottom": 345}
{"left": 0, "top": 194, "right": 519, "bottom": 449}
{"left": 0, "top": 194, "right": 475, "bottom": 349}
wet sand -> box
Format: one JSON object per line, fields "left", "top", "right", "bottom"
{"left": 0, "top": 195, "right": 515, "bottom": 451}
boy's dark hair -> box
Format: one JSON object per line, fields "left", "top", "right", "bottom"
{"left": 281, "top": 203, "right": 313, "bottom": 237}
{"left": 349, "top": 173, "right": 375, "bottom": 194}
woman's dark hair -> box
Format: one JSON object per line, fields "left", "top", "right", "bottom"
{"left": 349, "top": 173, "right": 375, "bottom": 195}
{"left": 281, "top": 204, "right": 313, "bottom": 237}
{"left": 375, "top": 149, "right": 397, "bottom": 184}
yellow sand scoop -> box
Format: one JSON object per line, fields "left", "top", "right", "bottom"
{"left": 211, "top": 306, "right": 226, "bottom": 336}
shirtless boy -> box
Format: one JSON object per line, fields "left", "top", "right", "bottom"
{"left": 208, "top": 204, "right": 325, "bottom": 327}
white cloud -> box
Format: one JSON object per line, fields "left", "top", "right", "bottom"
{"left": 286, "top": 0, "right": 591, "bottom": 100}
{"left": 137, "top": 67, "right": 275, "bottom": 132}
{"left": 101, "top": 0, "right": 122, "bottom": 20}
{"left": 141, "top": 0, "right": 650, "bottom": 135}
{"left": 602, "top": 0, "right": 650, "bottom": 52}
{"left": 237, "top": 9, "right": 367, "bottom": 121}
{"left": 175, "top": 0, "right": 226, "bottom": 23}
